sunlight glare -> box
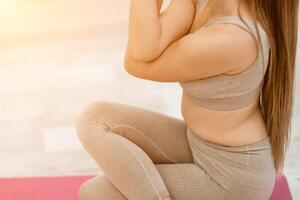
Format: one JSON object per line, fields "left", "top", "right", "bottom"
{"left": 0, "top": 0, "right": 10, "bottom": 4}
{"left": 0, "top": 0, "right": 13, "bottom": 8}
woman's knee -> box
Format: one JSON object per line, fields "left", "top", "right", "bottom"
{"left": 75, "top": 101, "right": 114, "bottom": 144}
{"left": 78, "top": 176, "right": 103, "bottom": 200}
{"left": 78, "top": 177, "right": 98, "bottom": 200}
{"left": 78, "top": 175, "right": 127, "bottom": 200}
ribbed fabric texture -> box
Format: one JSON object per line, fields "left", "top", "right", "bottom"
{"left": 179, "top": 3, "right": 270, "bottom": 111}
{"left": 76, "top": 101, "right": 276, "bottom": 200}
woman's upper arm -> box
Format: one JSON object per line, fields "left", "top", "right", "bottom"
{"left": 124, "top": 23, "right": 258, "bottom": 82}
{"left": 129, "top": 0, "right": 196, "bottom": 62}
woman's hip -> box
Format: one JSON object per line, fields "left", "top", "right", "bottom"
{"left": 186, "top": 127, "right": 276, "bottom": 197}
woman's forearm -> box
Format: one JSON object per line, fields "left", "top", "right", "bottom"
{"left": 126, "top": 0, "right": 162, "bottom": 61}
{"left": 126, "top": 0, "right": 195, "bottom": 62}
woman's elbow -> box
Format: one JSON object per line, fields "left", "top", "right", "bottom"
{"left": 125, "top": 41, "right": 160, "bottom": 62}
{"left": 130, "top": 49, "right": 158, "bottom": 62}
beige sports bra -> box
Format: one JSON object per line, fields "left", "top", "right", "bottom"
{"left": 178, "top": 0, "right": 270, "bottom": 111}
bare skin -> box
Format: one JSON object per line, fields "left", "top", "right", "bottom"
{"left": 124, "top": 0, "right": 268, "bottom": 146}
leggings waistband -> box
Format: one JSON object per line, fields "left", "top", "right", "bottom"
{"left": 186, "top": 127, "right": 271, "bottom": 152}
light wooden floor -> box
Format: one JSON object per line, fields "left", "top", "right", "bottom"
{"left": 0, "top": 0, "right": 299, "bottom": 198}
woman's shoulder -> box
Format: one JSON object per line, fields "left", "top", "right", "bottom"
{"left": 190, "top": 18, "right": 259, "bottom": 73}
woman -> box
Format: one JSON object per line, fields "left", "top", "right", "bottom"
{"left": 75, "top": 0, "right": 298, "bottom": 199}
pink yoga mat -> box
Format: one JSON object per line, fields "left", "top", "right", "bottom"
{"left": 0, "top": 174, "right": 292, "bottom": 200}
{"left": 0, "top": 176, "right": 93, "bottom": 200}
{"left": 269, "top": 173, "right": 293, "bottom": 200}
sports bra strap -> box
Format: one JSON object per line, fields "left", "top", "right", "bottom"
{"left": 202, "top": 15, "right": 269, "bottom": 72}
{"left": 202, "top": 16, "right": 258, "bottom": 38}
{"left": 196, "top": 0, "right": 261, "bottom": 39}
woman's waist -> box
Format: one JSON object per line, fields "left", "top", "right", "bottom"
{"left": 181, "top": 100, "right": 268, "bottom": 146}
{"left": 184, "top": 122, "right": 268, "bottom": 147}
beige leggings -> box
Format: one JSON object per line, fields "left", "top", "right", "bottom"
{"left": 75, "top": 101, "right": 276, "bottom": 200}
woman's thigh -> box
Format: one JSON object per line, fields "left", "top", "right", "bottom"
{"left": 76, "top": 100, "right": 193, "bottom": 164}
{"left": 155, "top": 163, "right": 224, "bottom": 200}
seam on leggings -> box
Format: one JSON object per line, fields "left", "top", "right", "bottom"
{"left": 189, "top": 140, "right": 228, "bottom": 190}
{"left": 109, "top": 124, "right": 177, "bottom": 164}
{"left": 246, "top": 146, "right": 249, "bottom": 168}
{"left": 118, "top": 135, "right": 166, "bottom": 200}
{"left": 192, "top": 153, "right": 227, "bottom": 190}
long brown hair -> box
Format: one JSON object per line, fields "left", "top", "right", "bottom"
{"left": 237, "top": 0, "right": 299, "bottom": 172}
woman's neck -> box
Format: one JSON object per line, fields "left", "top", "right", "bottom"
{"left": 207, "top": 0, "right": 252, "bottom": 19}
